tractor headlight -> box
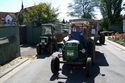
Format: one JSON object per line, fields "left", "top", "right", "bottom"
{"left": 67, "top": 50, "right": 74, "bottom": 56}
{"left": 81, "top": 49, "right": 86, "bottom": 53}
{"left": 41, "top": 39, "right": 47, "bottom": 45}
{"left": 41, "top": 39, "right": 45, "bottom": 43}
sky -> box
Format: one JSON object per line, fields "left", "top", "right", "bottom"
{"left": 0, "top": 0, "right": 125, "bottom": 21}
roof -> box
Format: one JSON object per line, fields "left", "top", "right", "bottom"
{"left": 69, "top": 18, "right": 98, "bottom": 26}
{"left": 69, "top": 18, "right": 97, "bottom": 23}
{"left": 42, "top": 23, "right": 55, "bottom": 27}
{"left": 0, "top": 12, "right": 17, "bottom": 19}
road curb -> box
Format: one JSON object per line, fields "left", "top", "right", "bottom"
{"left": 0, "top": 58, "right": 29, "bottom": 78}
{"left": 106, "top": 39, "right": 125, "bottom": 51}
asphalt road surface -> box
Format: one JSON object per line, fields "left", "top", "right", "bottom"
{"left": 3, "top": 41, "right": 125, "bottom": 83}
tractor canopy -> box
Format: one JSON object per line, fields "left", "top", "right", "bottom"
{"left": 41, "top": 24, "right": 55, "bottom": 36}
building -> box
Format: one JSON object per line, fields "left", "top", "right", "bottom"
{"left": 0, "top": 12, "right": 17, "bottom": 25}
{"left": 123, "top": 16, "right": 125, "bottom": 32}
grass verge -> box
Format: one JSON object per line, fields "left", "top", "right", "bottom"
{"left": 108, "top": 37, "right": 125, "bottom": 47}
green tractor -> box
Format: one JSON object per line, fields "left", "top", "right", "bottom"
{"left": 36, "top": 24, "right": 57, "bottom": 55}
{"left": 51, "top": 19, "right": 96, "bottom": 76}
{"left": 91, "top": 26, "right": 105, "bottom": 44}
{"left": 91, "top": 28, "right": 105, "bottom": 44}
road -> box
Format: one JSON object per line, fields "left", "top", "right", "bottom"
{"left": 20, "top": 45, "right": 36, "bottom": 56}
{"left": 2, "top": 40, "right": 125, "bottom": 83}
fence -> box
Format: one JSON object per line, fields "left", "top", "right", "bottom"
{"left": 0, "top": 25, "right": 20, "bottom": 65}
{"left": 27, "top": 25, "right": 42, "bottom": 45}
{"left": 109, "top": 25, "right": 122, "bottom": 32}
{"left": 19, "top": 25, "right": 27, "bottom": 44}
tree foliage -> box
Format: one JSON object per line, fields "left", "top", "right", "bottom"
{"left": 98, "top": 0, "right": 123, "bottom": 25}
{"left": 62, "top": 19, "right": 66, "bottom": 23}
{"left": 17, "top": 3, "right": 59, "bottom": 26}
{"left": 68, "top": 0, "right": 98, "bottom": 19}
{"left": 17, "top": 5, "right": 24, "bottom": 25}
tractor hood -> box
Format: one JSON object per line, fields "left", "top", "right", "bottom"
{"left": 66, "top": 40, "right": 80, "bottom": 44}
{"left": 63, "top": 40, "right": 79, "bottom": 61}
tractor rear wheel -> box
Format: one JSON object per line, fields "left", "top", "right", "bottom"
{"left": 85, "top": 57, "right": 92, "bottom": 77}
{"left": 99, "top": 34, "right": 105, "bottom": 44}
{"left": 51, "top": 57, "right": 60, "bottom": 75}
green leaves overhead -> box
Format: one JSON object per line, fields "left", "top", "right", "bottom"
{"left": 98, "top": 0, "right": 123, "bottom": 25}
{"left": 68, "top": 0, "right": 97, "bottom": 19}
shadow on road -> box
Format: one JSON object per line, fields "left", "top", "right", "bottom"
{"left": 96, "top": 43, "right": 106, "bottom": 46}
{"left": 36, "top": 53, "right": 51, "bottom": 59}
{"left": 50, "top": 51, "right": 109, "bottom": 83}
{"left": 95, "top": 51, "right": 109, "bottom": 66}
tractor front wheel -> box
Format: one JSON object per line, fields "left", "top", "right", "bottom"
{"left": 51, "top": 57, "right": 60, "bottom": 75}
{"left": 87, "top": 41, "right": 95, "bottom": 64}
{"left": 36, "top": 44, "right": 41, "bottom": 55}
{"left": 85, "top": 57, "right": 92, "bottom": 77}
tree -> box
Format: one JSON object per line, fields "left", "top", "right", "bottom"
{"left": 62, "top": 19, "right": 66, "bottom": 23}
{"left": 68, "top": 0, "right": 98, "bottom": 19}
{"left": 17, "top": 2, "right": 24, "bottom": 25}
{"left": 16, "top": 3, "right": 59, "bottom": 26}
{"left": 98, "top": 0, "right": 123, "bottom": 25}
{"left": 17, "top": 10, "right": 24, "bottom": 25}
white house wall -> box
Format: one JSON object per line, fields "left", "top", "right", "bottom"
{"left": 5, "top": 15, "right": 13, "bottom": 24}
{"left": 123, "top": 20, "right": 125, "bottom": 32}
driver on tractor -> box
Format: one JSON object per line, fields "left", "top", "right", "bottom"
{"left": 64, "top": 25, "right": 88, "bottom": 51}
